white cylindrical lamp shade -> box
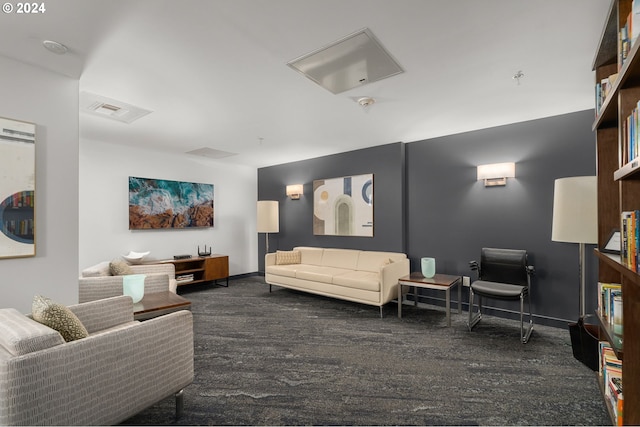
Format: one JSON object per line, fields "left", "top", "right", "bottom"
{"left": 551, "top": 176, "right": 597, "bottom": 244}
{"left": 257, "top": 200, "right": 279, "bottom": 233}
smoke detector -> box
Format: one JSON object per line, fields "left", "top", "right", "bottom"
{"left": 43, "top": 40, "right": 68, "bottom": 55}
{"left": 80, "top": 92, "right": 152, "bottom": 124}
{"left": 357, "top": 97, "right": 376, "bottom": 108}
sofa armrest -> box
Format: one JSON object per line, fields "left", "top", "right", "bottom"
{"left": 265, "top": 253, "right": 276, "bottom": 267}
{"left": 68, "top": 296, "right": 134, "bottom": 334}
{"left": 379, "top": 258, "right": 410, "bottom": 304}
{"left": 78, "top": 273, "right": 171, "bottom": 303}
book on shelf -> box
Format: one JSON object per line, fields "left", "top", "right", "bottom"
{"left": 176, "top": 273, "right": 194, "bottom": 283}
{"left": 598, "top": 282, "right": 622, "bottom": 325}
{"left": 621, "top": 211, "right": 639, "bottom": 272}
{"left": 595, "top": 73, "right": 618, "bottom": 116}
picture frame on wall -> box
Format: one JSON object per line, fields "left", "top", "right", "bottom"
{"left": 313, "top": 173, "right": 373, "bottom": 237}
{"left": 128, "top": 176, "right": 214, "bottom": 229}
{"left": 0, "top": 116, "right": 36, "bottom": 259}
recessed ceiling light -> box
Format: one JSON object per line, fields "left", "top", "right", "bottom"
{"left": 42, "top": 40, "right": 68, "bottom": 55}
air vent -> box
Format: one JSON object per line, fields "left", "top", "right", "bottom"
{"left": 80, "top": 92, "right": 152, "bottom": 124}
{"left": 186, "top": 147, "right": 237, "bottom": 159}
{"left": 287, "top": 28, "right": 404, "bottom": 94}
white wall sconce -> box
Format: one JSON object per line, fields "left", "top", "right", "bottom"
{"left": 286, "top": 184, "right": 303, "bottom": 199}
{"left": 477, "top": 162, "right": 516, "bottom": 187}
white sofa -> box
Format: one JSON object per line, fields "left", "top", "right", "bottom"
{"left": 265, "top": 246, "right": 410, "bottom": 316}
{"left": 79, "top": 261, "right": 177, "bottom": 303}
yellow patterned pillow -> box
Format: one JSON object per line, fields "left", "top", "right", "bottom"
{"left": 276, "top": 250, "right": 301, "bottom": 265}
{"left": 32, "top": 295, "right": 89, "bottom": 342}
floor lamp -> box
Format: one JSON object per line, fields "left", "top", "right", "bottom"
{"left": 551, "top": 176, "right": 598, "bottom": 318}
{"left": 257, "top": 200, "right": 279, "bottom": 255}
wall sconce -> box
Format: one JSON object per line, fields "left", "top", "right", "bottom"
{"left": 477, "top": 162, "right": 516, "bottom": 187}
{"left": 286, "top": 184, "right": 303, "bottom": 199}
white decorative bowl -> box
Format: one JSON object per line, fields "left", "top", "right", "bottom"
{"left": 122, "top": 251, "right": 150, "bottom": 264}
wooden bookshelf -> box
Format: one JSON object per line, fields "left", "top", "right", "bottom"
{"left": 163, "top": 254, "right": 229, "bottom": 287}
{"left": 593, "top": 1, "right": 640, "bottom": 424}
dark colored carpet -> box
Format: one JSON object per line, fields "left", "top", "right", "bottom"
{"left": 121, "top": 277, "right": 610, "bottom": 426}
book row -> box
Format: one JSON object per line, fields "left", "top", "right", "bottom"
{"left": 3, "top": 191, "right": 34, "bottom": 209}
{"left": 621, "top": 101, "right": 640, "bottom": 164}
{"left": 600, "top": 341, "right": 623, "bottom": 426}
{"left": 619, "top": 1, "right": 640, "bottom": 71}
{"left": 598, "top": 282, "right": 623, "bottom": 332}
{"left": 2, "top": 219, "right": 34, "bottom": 237}
{"left": 595, "top": 73, "right": 618, "bottom": 116}
{"left": 622, "top": 210, "right": 640, "bottom": 272}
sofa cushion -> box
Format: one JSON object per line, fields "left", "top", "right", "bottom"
{"left": 110, "top": 259, "right": 134, "bottom": 275}
{"left": 276, "top": 250, "right": 301, "bottom": 265}
{"left": 266, "top": 264, "right": 299, "bottom": 278}
{"left": 333, "top": 270, "right": 380, "bottom": 292}
{"left": 81, "top": 261, "right": 111, "bottom": 277}
{"left": 321, "top": 249, "right": 360, "bottom": 270}
{"left": 294, "top": 247, "right": 324, "bottom": 266}
{"left": 0, "top": 308, "right": 65, "bottom": 356}
{"left": 32, "top": 295, "right": 89, "bottom": 342}
{"left": 357, "top": 251, "right": 406, "bottom": 273}
{"left": 296, "top": 265, "right": 352, "bottom": 284}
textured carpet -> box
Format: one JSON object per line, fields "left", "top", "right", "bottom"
{"left": 121, "top": 277, "right": 610, "bottom": 426}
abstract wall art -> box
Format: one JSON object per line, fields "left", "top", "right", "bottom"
{"left": 129, "top": 176, "right": 214, "bottom": 229}
{"left": 0, "top": 117, "right": 36, "bottom": 258}
{"left": 313, "top": 173, "right": 373, "bottom": 237}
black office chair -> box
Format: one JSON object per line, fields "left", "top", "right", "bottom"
{"left": 468, "top": 248, "right": 535, "bottom": 343}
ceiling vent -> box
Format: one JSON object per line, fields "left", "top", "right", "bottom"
{"left": 287, "top": 28, "right": 404, "bottom": 94}
{"left": 80, "top": 92, "right": 152, "bottom": 124}
{"left": 186, "top": 147, "right": 237, "bottom": 159}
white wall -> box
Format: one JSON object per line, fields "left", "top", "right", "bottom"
{"left": 79, "top": 139, "right": 258, "bottom": 276}
{"left": 0, "top": 56, "right": 80, "bottom": 313}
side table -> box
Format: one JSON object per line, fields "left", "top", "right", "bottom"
{"left": 133, "top": 291, "right": 191, "bottom": 321}
{"left": 398, "top": 272, "right": 462, "bottom": 327}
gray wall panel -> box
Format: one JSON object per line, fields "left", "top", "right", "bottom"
{"left": 258, "top": 110, "right": 597, "bottom": 326}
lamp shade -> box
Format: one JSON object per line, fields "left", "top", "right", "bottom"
{"left": 552, "top": 176, "right": 597, "bottom": 244}
{"left": 257, "top": 200, "right": 279, "bottom": 233}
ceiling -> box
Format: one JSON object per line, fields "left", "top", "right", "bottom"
{"left": 0, "top": 0, "right": 610, "bottom": 168}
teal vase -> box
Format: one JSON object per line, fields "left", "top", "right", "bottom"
{"left": 421, "top": 257, "right": 435, "bottom": 278}
{"left": 123, "top": 274, "right": 146, "bottom": 303}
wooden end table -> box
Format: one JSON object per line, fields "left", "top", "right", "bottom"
{"left": 397, "top": 272, "right": 462, "bottom": 327}
{"left": 133, "top": 291, "right": 191, "bottom": 321}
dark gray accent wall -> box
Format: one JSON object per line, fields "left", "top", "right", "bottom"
{"left": 257, "top": 110, "right": 597, "bottom": 327}
{"left": 257, "top": 142, "right": 405, "bottom": 271}
{"left": 406, "top": 109, "right": 597, "bottom": 326}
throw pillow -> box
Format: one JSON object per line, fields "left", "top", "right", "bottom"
{"left": 32, "top": 295, "right": 89, "bottom": 342}
{"left": 276, "top": 250, "right": 301, "bottom": 265}
{"left": 81, "top": 260, "right": 111, "bottom": 277}
{"left": 110, "top": 259, "right": 134, "bottom": 276}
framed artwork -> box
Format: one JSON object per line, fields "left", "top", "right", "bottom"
{"left": 602, "top": 229, "right": 621, "bottom": 255}
{"left": 129, "top": 176, "right": 214, "bottom": 229}
{"left": 313, "top": 173, "right": 373, "bottom": 237}
{"left": 0, "top": 117, "right": 36, "bottom": 259}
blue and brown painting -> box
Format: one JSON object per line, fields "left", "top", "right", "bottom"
{"left": 129, "top": 177, "right": 214, "bottom": 229}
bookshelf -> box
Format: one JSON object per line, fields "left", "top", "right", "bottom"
{"left": 593, "top": 0, "right": 640, "bottom": 424}
{"left": 164, "top": 254, "right": 229, "bottom": 287}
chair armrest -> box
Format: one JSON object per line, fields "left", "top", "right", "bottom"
{"left": 526, "top": 265, "right": 535, "bottom": 275}
{"left": 131, "top": 263, "right": 175, "bottom": 279}
{"left": 469, "top": 260, "right": 480, "bottom": 279}
{"left": 68, "top": 296, "right": 133, "bottom": 334}
{"left": 78, "top": 273, "right": 171, "bottom": 303}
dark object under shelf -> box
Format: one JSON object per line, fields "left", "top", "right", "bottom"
{"left": 568, "top": 315, "right": 600, "bottom": 371}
